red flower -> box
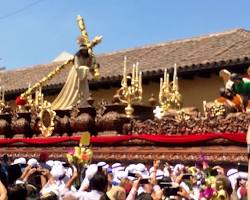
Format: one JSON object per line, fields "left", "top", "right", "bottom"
{"left": 81, "top": 153, "right": 89, "bottom": 161}
{"left": 16, "top": 96, "right": 26, "bottom": 106}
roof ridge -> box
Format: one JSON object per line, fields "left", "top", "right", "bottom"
{"left": 4, "top": 28, "right": 249, "bottom": 72}
{"left": 97, "top": 28, "right": 248, "bottom": 57}
{"left": 236, "top": 28, "right": 250, "bottom": 38}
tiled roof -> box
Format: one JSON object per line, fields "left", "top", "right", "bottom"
{"left": 2, "top": 28, "right": 250, "bottom": 94}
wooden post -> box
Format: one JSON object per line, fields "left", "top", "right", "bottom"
{"left": 247, "top": 126, "right": 250, "bottom": 200}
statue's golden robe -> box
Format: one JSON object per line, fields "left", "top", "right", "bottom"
{"left": 51, "top": 48, "right": 91, "bottom": 110}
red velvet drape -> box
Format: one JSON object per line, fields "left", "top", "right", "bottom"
{"left": 0, "top": 133, "right": 246, "bottom": 145}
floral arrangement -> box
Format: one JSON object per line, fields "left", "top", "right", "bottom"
{"left": 66, "top": 132, "right": 93, "bottom": 166}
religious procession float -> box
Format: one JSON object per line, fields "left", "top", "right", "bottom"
{"left": 0, "top": 16, "right": 248, "bottom": 164}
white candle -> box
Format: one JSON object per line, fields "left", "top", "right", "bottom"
{"left": 2, "top": 87, "right": 4, "bottom": 102}
{"left": 160, "top": 78, "right": 163, "bottom": 91}
{"left": 167, "top": 73, "right": 169, "bottom": 86}
{"left": 132, "top": 64, "right": 136, "bottom": 86}
{"left": 136, "top": 62, "right": 139, "bottom": 82}
{"left": 123, "top": 56, "right": 127, "bottom": 87}
{"left": 175, "top": 77, "right": 179, "bottom": 91}
{"left": 203, "top": 100, "right": 207, "bottom": 116}
{"left": 166, "top": 73, "right": 169, "bottom": 92}
{"left": 159, "top": 78, "right": 163, "bottom": 101}
{"left": 173, "top": 63, "right": 177, "bottom": 88}
{"left": 164, "top": 69, "right": 167, "bottom": 85}
{"left": 41, "top": 93, "right": 44, "bottom": 103}
{"left": 139, "top": 71, "right": 142, "bottom": 90}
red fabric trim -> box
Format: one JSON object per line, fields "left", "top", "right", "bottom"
{"left": 0, "top": 133, "right": 246, "bottom": 145}
{"left": 136, "top": 133, "right": 246, "bottom": 144}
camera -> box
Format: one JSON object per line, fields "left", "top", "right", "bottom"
{"left": 33, "top": 171, "right": 42, "bottom": 177}
{"left": 139, "top": 178, "right": 149, "bottom": 184}
{"left": 237, "top": 163, "right": 248, "bottom": 172}
{"left": 158, "top": 177, "right": 180, "bottom": 197}
{"left": 182, "top": 173, "right": 193, "bottom": 180}
{"left": 210, "top": 169, "right": 218, "bottom": 176}
{"left": 127, "top": 172, "right": 137, "bottom": 177}
{"left": 163, "top": 186, "right": 180, "bottom": 197}
{"left": 62, "top": 163, "right": 71, "bottom": 168}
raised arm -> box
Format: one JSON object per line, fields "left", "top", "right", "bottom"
{"left": 0, "top": 180, "right": 7, "bottom": 200}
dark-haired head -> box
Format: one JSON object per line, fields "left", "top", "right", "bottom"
{"left": 89, "top": 172, "right": 108, "bottom": 192}
{"left": 8, "top": 164, "right": 22, "bottom": 185}
{"left": 231, "top": 73, "right": 242, "bottom": 83}
{"left": 8, "top": 184, "right": 27, "bottom": 200}
{"left": 3, "top": 154, "right": 8, "bottom": 162}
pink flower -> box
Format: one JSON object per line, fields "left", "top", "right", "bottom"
{"left": 68, "top": 149, "right": 75, "bottom": 155}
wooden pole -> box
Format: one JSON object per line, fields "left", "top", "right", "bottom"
{"left": 247, "top": 126, "right": 250, "bottom": 200}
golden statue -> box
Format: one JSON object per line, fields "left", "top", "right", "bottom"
{"left": 50, "top": 15, "right": 102, "bottom": 110}
{"left": 21, "top": 15, "right": 101, "bottom": 110}
{"left": 19, "top": 15, "right": 102, "bottom": 136}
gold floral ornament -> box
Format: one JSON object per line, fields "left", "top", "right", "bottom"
{"left": 66, "top": 132, "right": 93, "bottom": 166}
{"left": 209, "top": 102, "right": 226, "bottom": 117}
{"left": 175, "top": 109, "right": 191, "bottom": 122}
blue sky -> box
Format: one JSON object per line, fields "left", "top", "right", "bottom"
{"left": 0, "top": 0, "right": 250, "bottom": 69}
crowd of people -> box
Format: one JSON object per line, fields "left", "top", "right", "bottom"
{"left": 0, "top": 153, "right": 248, "bottom": 200}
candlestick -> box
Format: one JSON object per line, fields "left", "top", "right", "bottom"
{"left": 115, "top": 58, "right": 143, "bottom": 117}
